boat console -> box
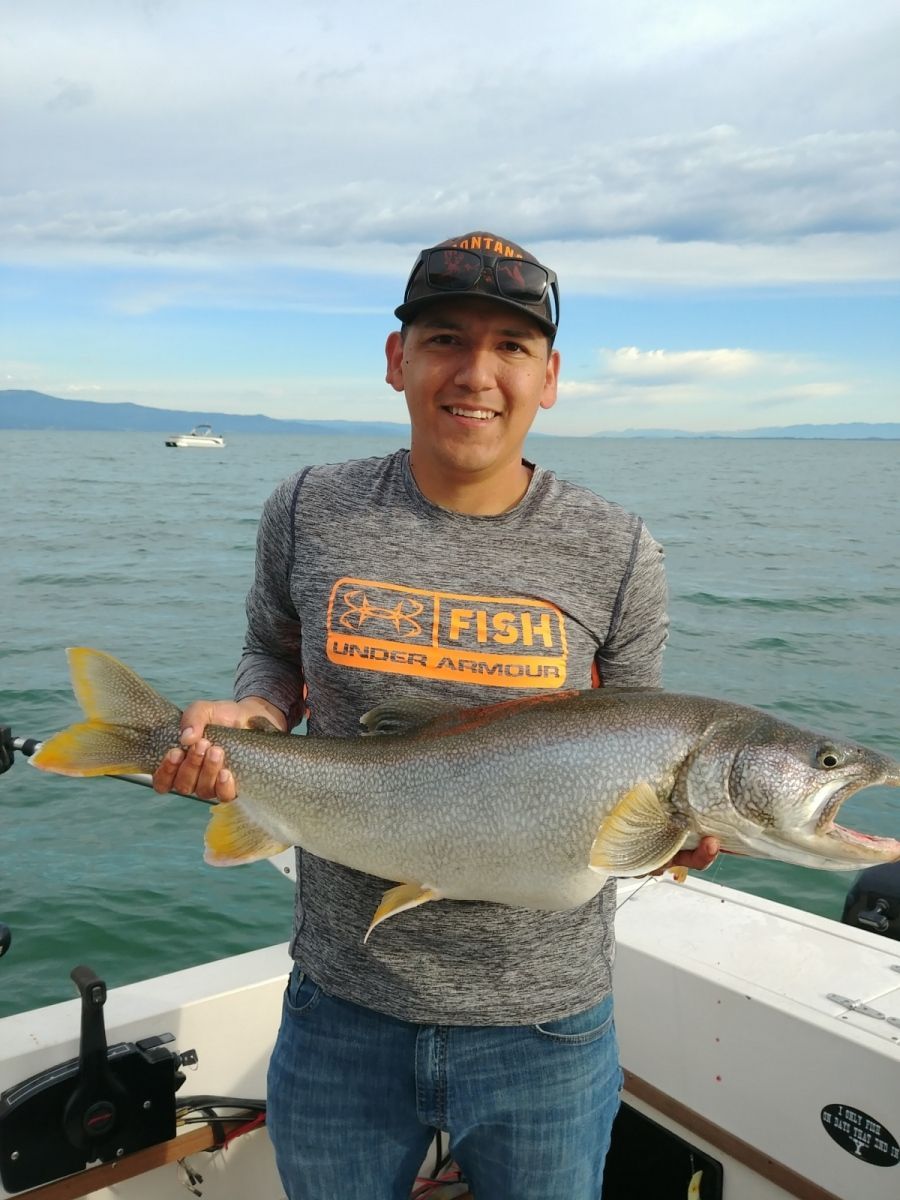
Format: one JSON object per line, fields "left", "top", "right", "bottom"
{"left": 0, "top": 966, "right": 195, "bottom": 1194}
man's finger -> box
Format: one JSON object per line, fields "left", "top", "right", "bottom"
{"left": 215, "top": 768, "right": 236, "bottom": 803}
{"left": 194, "top": 744, "right": 224, "bottom": 798}
{"left": 687, "top": 837, "right": 720, "bottom": 871}
{"left": 152, "top": 748, "right": 184, "bottom": 793}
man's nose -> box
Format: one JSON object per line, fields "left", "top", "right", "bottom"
{"left": 453, "top": 348, "right": 496, "bottom": 391}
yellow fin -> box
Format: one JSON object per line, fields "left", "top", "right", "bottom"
{"left": 66, "top": 647, "right": 180, "bottom": 726}
{"left": 364, "top": 882, "right": 442, "bottom": 942}
{"left": 32, "top": 721, "right": 154, "bottom": 776}
{"left": 32, "top": 647, "right": 181, "bottom": 777}
{"left": 590, "top": 781, "right": 689, "bottom": 876}
{"left": 204, "top": 801, "right": 291, "bottom": 866}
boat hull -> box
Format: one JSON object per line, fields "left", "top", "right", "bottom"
{"left": 164, "top": 437, "right": 225, "bottom": 448}
{"left": 1, "top": 880, "right": 898, "bottom": 1198}
{"left": 164, "top": 425, "right": 225, "bottom": 448}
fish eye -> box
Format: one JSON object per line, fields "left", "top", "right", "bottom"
{"left": 815, "top": 746, "right": 843, "bottom": 770}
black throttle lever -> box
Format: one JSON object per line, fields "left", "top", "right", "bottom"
{"left": 62, "top": 966, "right": 130, "bottom": 1152}
{"left": 0, "top": 966, "right": 188, "bottom": 1191}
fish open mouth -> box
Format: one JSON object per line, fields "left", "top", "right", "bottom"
{"left": 813, "top": 775, "right": 900, "bottom": 858}
{"left": 814, "top": 778, "right": 857, "bottom": 834}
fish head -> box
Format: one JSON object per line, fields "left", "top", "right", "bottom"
{"left": 688, "top": 714, "right": 900, "bottom": 870}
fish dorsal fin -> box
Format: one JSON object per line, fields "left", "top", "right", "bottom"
{"left": 204, "top": 801, "right": 291, "bottom": 866}
{"left": 364, "top": 881, "right": 443, "bottom": 941}
{"left": 590, "top": 781, "right": 689, "bottom": 876}
{"left": 360, "top": 689, "right": 584, "bottom": 739}
{"left": 595, "top": 685, "right": 663, "bottom": 694}
{"left": 359, "top": 698, "right": 463, "bottom": 737}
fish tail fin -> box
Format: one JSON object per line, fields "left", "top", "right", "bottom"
{"left": 204, "top": 801, "right": 291, "bottom": 866}
{"left": 31, "top": 647, "right": 181, "bottom": 777}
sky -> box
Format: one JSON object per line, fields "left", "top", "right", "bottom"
{"left": 1, "top": 0, "right": 898, "bottom": 435}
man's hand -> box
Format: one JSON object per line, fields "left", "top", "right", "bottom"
{"left": 151, "top": 697, "right": 287, "bottom": 802}
{"left": 654, "top": 835, "right": 720, "bottom": 876}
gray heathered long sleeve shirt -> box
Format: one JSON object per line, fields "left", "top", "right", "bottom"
{"left": 234, "top": 449, "right": 668, "bottom": 1024}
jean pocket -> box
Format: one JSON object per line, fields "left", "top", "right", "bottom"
{"left": 284, "top": 964, "right": 322, "bottom": 1017}
{"left": 532, "top": 994, "right": 615, "bottom": 1045}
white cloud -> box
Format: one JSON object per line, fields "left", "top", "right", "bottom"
{"left": 600, "top": 347, "right": 763, "bottom": 382}
{"left": 45, "top": 79, "right": 94, "bottom": 112}
{"left": 552, "top": 345, "right": 865, "bottom": 433}
{"left": 1, "top": 1, "right": 897, "bottom": 433}
{"left": 548, "top": 231, "right": 900, "bottom": 291}
{"left": 2, "top": 126, "right": 898, "bottom": 291}
{"left": 1, "top": 2, "right": 898, "bottom": 289}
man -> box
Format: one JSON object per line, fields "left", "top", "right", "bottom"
{"left": 153, "top": 231, "right": 718, "bottom": 1199}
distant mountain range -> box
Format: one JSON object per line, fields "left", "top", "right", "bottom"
{"left": 595, "top": 423, "right": 900, "bottom": 439}
{"left": 0, "top": 391, "right": 409, "bottom": 436}
{"left": 2, "top": 390, "right": 898, "bottom": 439}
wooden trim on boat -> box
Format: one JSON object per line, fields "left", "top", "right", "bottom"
{"left": 12, "top": 1074, "right": 846, "bottom": 1200}
{"left": 16, "top": 1125, "right": 217, "bottom": 1200}
{"left": 622, "top": 1069, "right": 844, "bottom": 1200}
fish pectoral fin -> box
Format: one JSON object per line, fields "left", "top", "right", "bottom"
{"left": 590, "top": 781, "right": 689, "bottom": 876}
{"left": 204, "top": 801, "right": 291, "bottom": 866}
{"left": 364, "top": 882, "right": 443, "bottom": 942}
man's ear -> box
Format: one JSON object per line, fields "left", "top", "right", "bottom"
{"left": 385, "top": 330, "right": 405, "bottom": 392}
{"left": 539, "top": 348, "right": 561, "bottom": 411}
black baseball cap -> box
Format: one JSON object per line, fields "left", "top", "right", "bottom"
{"left": 395, "top": 231, "right": 559, "bottom": 340}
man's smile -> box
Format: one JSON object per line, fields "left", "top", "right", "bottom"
{"left": 444, "top": 406, "right": 499, "bottom": 421}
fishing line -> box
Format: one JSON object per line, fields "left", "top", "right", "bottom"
{"left": 615, "top": 876, "right": 656, "bottom": 911}
{"left": 615, "top": 864, "right": 716, "bottom": 912}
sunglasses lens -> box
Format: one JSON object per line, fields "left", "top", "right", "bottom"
{"left": 425, "top": 248, "right": 483, "bottom": 291}
{"left": 494, "top": 259, "right": 549, "bottom": 303}
{"left": 410, "top": 246, "right": 555, "bottom": 327}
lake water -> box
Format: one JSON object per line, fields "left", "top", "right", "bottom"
{"left": 1, "top": 431, "right": 897, "bottom": 1017}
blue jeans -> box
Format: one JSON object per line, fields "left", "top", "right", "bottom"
{"left": 266, "top": 965, "right": 622, "bottom": 1200}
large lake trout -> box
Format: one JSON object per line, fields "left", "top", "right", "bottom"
{"left": 33, "top": 648, "right": 900, "bottom": 939}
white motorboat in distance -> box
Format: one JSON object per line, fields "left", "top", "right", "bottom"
{"left": 164, "top": 424, "right": 226, "bottom": 448}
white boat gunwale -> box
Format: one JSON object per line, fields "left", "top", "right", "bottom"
{"left": 2, "top": 877, "right": 899, "bottom": 1199}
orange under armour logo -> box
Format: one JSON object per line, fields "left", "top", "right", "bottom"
{"left": 337, "top": 589, "right": 425, "bottom": 638}
{"left": 326, "top": 578, "right": 568, "bottom": 689}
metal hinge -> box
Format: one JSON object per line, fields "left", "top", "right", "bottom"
{"left": 826, "top": 993, "right": 886, "bottom": 1020}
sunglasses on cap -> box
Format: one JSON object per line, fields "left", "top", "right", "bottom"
{"left": 403, "top": 246, "right": 560, "bottom": 331}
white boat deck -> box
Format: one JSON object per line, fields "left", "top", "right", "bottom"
{"left": 614, "top": 875, "right": 900, "bottom": 1199}
{"left": 1, "top": 878, "right": 898, "bottom": 1199}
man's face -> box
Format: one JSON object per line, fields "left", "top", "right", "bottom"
{"left": 384, "top": 296, "right": 559, "bottom": 487}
